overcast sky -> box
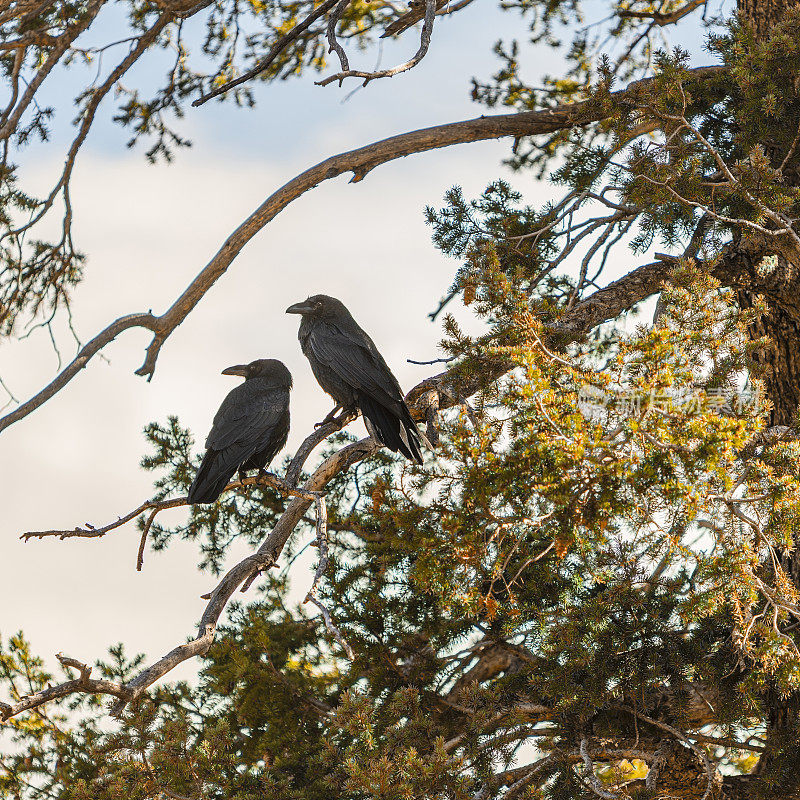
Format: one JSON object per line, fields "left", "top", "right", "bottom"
{"left": 0, "top": 3, "right": 713, "bottom": 687}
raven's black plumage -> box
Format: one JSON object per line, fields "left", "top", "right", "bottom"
{"left": 188, "top": 359, "right": 292, "bottom": 504}
{"left": 286, "top": 294, "right": 426, "bottom": 463}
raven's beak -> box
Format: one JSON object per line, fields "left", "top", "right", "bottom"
{"left": 286, "top": 301, "right": 313, "bottom": 315}
{"left": 221, "top": 364, "right": 249, "bottom": 377}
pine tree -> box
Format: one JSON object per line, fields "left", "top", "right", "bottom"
{"left": 3, "top": 0, "right": 800, "bottom": 797}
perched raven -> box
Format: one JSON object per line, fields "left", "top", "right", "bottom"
{"left": 286, "top": 294, "right": 426, "bottom": 464}
{"left": 188, "top": 359, "right": 292, "bottom": 504}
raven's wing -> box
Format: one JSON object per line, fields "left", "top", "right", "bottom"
{"left": 189, "top": 385, "right": 288, "bottom": 503}
{"left": 206, "top": 383, "right": 286, "bottom": 450}
{"left": 305, "top": 323, "right": 404, "bottom": 410}
{"left": 306, "top": 322, "right": 426, "bottom": 463}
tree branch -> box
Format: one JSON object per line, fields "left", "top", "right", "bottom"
{"left": 190, "top": 0, "right": 341, "bottom": 107}
{"left": 0, "top": 313, "right": 160, "bottom": 434}
{"left": 618, "top": 0, "right": 706, "bottom": 26}
{"left": 0, "top": 64, "right": 726, "bottom": 438}
{"left": 547, "top": 258, "right": 671, "bottom": 339}
{"left": 381, "top": 0, "right": 450, "bottom": 38}
{"left": 315, "top": 0, "right": 436, "bottom": 86}
{"left": 0, "top": 653, "right": 130, "bottom": 723}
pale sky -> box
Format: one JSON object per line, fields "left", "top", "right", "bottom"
{"left": 0, "top": 3, "right": 710, "bottom": 687}
{"left": 0, "top": 5, "right": 552, "bottom": 685}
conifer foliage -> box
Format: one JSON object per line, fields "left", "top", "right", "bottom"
{"left": 4, "top": 0, "right": 800, "bottom": 797}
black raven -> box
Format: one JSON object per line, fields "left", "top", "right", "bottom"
{"left": 188, "top": 359, "right": 292, "bottom": 504}
{"left": 286, "top": 294, "right": 426, "bottom": 464}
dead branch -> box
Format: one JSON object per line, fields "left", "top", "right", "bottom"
{"left": 618, "top": 0, "right": 706, "bottom": 26}
{"left": 0, "top": 653, "right": 130, "bottom": 723}
{"left": 191, "top": 0, "right": 340, "bottom": 107}
{"left": 22, "top": 472, "right": 329, "bottom": 572}
{"left": 305, "top": 596, "right": 355, "bottom": 659}
{"left": 325, "top": 0, "right": 352, "bottom": 77}
{"left": 546, "top": 259, "right": 672, "bottom": 339}
{"left": 22, "top": 492, "right": 184, "bottom": 546}
{"left": 316, "top": 0, "right": 436, "bottom": 86}
{"left": 0, "top": 312, "right": 161, "bottom": 434}
{"left": 0, "top": 64, "right": 726, "bottom": 437}
{"left": 382, "top": 0, "right": 452, "bottom": 38}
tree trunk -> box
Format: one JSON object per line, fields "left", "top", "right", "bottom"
{"left": 722, "top": 0, "right": 800, "bottom": 791}
{"left": 738, "top": 0, "right": 796, "bottom": 38}
{"left": 729, "top": 0, "right": 800, "bottom": 427}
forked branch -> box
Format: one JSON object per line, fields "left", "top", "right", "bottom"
{"left": 5, "top": 432, "right": 377, "bottom": 723}
{"left": 0, "top": 64, "right": 726, "bottom": 437}
{"left": 191, "top": 0, "right": 340, "bottom": 107}
{"left": 8, "top": 273, "right": 706, "bottom": 723}
{"left": 315, "top": 0, "right": 436, "bottom": 86}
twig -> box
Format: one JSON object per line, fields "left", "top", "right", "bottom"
{"left": 579, "top": 738, "right": 620, "bottom": 799}
{"left": 296, "top": 479, "right": 355, "bottom": 659}
{"left": 302, "top": 491, "right": 329, "bottom": 603}
{"left": 407, "top": 355, "right": 455, "bottom": 365}
{"left": 382, "top": 0, "right": 449, "bottom": 38}
{"left": 779, "top": 118, "right": 800, "bottom": 173}
{"left": 137, "top": 508, "right": 161, "bottom": 571}
{"left": 0, "top": 654, "right": 130, "bottom": 723}
{"left": 191, "top": 0, "right": 340, "bottom": 107}
{"left": 23, "top": 473, "right": 330, "bottom": 574}
{"left": 316, "top": 0, "right": 435, "bottom": 86}
{"left": 325, "top": 0, "right": 351, "bottom": 79}
{"left": 611, "top": 704, "right": 722, "bottom": 800}
{"left": 21, "top": 493, "right": 184, "bottom": 543}
{"left": 305, "top": 595, "right": 354, "bottom": 659}
{"left": 0, "top": 65, "right": 726, "bottom": 436}
{"left": 618, "top": 0, "right": 705, "bottom": 26}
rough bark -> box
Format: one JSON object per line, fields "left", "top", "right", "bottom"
{"left": 711, "top": 239, "right": 800, "bottom": 425}
{"left": 728, "top": 0, "right": 800, "bottom": 427}
{"left": 705, "top": 0, "right": 800, "bottom": 793}
{"left": 738, "top": 0, "right": 798, "bottom": 38}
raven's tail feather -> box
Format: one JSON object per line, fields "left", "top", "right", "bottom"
{"left": 188, "top": 450, "right": 237, "bottom": 504}
{"left": 358, "top": 392, "right": 424, "bottom": 464}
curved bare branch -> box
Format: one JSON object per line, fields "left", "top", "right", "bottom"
{"left": 315, "top": 0, "right": 436, "bottom": 86}
{"left": 0, "top": 64, "right": 726, "bottom": 437}
{"left": 0, "top": 1, "right": 108, "bottom": 139}
{"left": 190, "top": 0, "right": 341, "bottom": 107}
{"left": 0, "top": 653, "right": 129, "bottom": 722}
{"left": 0, "top": 312, "right": 160, "bottom": 433}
